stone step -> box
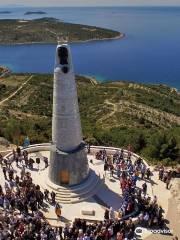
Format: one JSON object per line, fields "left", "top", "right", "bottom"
{"left": 70, "top": 180, "right": 103, "bottom": 204}
{"left": 56, "top": 179, "right": 103, "bottom": 204}
{"left": 46, "top": 173, "right": 100, "bottom": 195}
{"left": 56, "top": 198, "right": 71, "bottom": 202}
{"left": 52, "top": 193, "right": 71, "bottom": 198}
{"left": 54, "top": 192, "right": 71, "bottom": 196}
{"left": 46, "top": 170, "right": 99, "bottom": 193}
{"left": 39, "top": 168, "right": 104, "bottom": 204}
{"left": 68, "top": 177, "right": 100, "bottom": 198}
{"left": 54, "top": 177, "right": 103, "bottom": 204}
{"left": 54, "top": 174, "right": 100, "bottom": 196}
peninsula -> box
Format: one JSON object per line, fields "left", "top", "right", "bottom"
{"left": 0, "top": 17, "right": 122, "bottom": 44}
{"left": 0, "top": 74, "right": 179, "bottom": 166}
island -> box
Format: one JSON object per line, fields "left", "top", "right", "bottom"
{"left": 0, "top": 74, "right": 179, "bottom": 166}
{"left": 0, "top": 17, "right": 123, "bottom": 44}
{"left": 0, "top": 11, "right": 11, "bottom": 14}
{"left": 24, "top": 11, "right": 47, "bottom": 15}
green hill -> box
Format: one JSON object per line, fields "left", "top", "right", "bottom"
{"left": 0, "top": 18, "right": 121, "bottom": 44}
{"left": 0, "top": 74, "right": 179, "bottom": 166}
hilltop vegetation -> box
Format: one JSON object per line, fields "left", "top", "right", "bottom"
{"left": 0, "top": 74, "right": 179, "bottom": 166}
{"left": 0, "top": 18, "right": 121, "bottom": 44}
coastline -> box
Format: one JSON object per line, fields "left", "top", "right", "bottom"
{"left": 0, "top": 33, "right": 124, "bottom": 46}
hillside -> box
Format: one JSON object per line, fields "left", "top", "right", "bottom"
{"left": 0, "top": 18, "right": 121, "bottom": 44}
{"left": 0, "top": 74, "right": 179, "bottom": 165}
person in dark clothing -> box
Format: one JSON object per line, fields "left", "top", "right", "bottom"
{"left": 146, "top": 168, "right": 151, "bottom": 179}
{"left": 166, "top": 175, "right": 171, "bottom": 189}
{"left": 36, "top": 190, "right": 43, "bottom": 208}
{"left": 142, "top": 182, "right": 147, "bottom": 195}
{"left": 44, "top": 157, "right": 49, "bottom": 168}
{"left": 15, "top": 157, "right": 19, "bottom": 167}
{"left": 2, "top": 166, "right": 7, "bottom": 180}
{"left": 16, "top": 146, "right": 21, "bottom": 156}
{"left": 36, "top": 158, "right": 40, "bottom": 170}
{"left": 17, "top": 199, "right": 24, "bottom": 214}
{"left": 44, "top": 189, "right": 49, "bottom": 202}
{"left": 110, "top": 164, "right": 114, "bottom": 177}
{"left": 159, "top": 168, "right": 164, "bottom": 181}
{"left": 15, "top": 175, "right": 20, "bottom": 186}
{"left": 57, "top": 226, "right": 63, "bottom": 240}
{"left": 10, "top": 196, "right": 16, "bottom": 210}
{"left": 104, "top": 209, "right": 109, "bottom": 221}
{"left": 51, "top": 191, "right": 56, "bottom": 205}
{"left": 104, "top": 162, "right": 108, "bottom": 177}
{"left": 8, "top": 169, "right": 14, "bottom": 181}
{"left": 29, "top": 197, "right": 37, "bottom": 213}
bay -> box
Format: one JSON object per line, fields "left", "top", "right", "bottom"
{"left": 0, "top": 7, "right": 180, "bottom": 89}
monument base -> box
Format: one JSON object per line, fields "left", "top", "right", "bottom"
{"left": 49, "top": 145, "right": 89, "bottom": 186}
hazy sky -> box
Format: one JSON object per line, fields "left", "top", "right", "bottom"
{"left": 0, "top": 0, "right": 180, "bottom": 7}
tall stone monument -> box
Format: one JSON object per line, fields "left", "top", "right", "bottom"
{"left": 48, "top": 44, "right": 89, "bottom": 186}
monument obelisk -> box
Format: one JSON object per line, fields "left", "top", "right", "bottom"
{"left": 48, "top": 43, "right": 89, "bottom": 186}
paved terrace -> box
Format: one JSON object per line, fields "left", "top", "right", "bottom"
{"left": 0, "top": 143, "right": 177, "bottom": 239}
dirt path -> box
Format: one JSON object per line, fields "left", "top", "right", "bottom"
{"left": 98, "top": 98, "right": 180, "bottom": 127}
{"left": 98, "top": 99, "right": 118, "bottom": 123}
{"left": 0, "top": 75, "right": 34, "bottom": 106}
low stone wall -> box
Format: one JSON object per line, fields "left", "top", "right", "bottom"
{"left": 4, "top": 143, "right": 51, "bottom": 159}
{"left": 4, "top": 143, "right": 150, "bottom": 168}
{"left": 88, "top": 145, "right": 149, "bottom": 167}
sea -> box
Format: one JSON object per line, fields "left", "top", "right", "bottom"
{"left": 0, "top": 6, "right": 180, "bottom": 89}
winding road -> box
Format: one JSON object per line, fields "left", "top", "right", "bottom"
{"left": 0, "top": 75, "right": 34, "bottom": 106}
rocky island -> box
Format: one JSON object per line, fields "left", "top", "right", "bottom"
{"left": 0, "top": 74, "right": 179, "bottom": 166}
{"left": 0, "top": 17, "right": 122, "bottom": 44}
{"left": 0, "top": 11, "right": 11, "bottom": 14}
{"left": 24, "top": 11, "right": 47, "bottom": 15}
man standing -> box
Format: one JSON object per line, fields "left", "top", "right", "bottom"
{"left": 166, "top": 172, "right": 171, "bottom": 189}
{"left": 142, "top": 182, "right": 147, "bottom": 195}
{"left": 55, "top": 203, "right": 62, "bottom": 219}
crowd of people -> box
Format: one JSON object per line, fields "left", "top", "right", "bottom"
{"left": 0, "top": 147, "right": 62, "bottom": 239}
{"left": 0, "top": 146, "right": 177, "bottom": 239}
{"left": 94, "top": 149, "right": 169, "bottom": 239}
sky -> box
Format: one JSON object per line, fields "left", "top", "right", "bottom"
{"left": 0, "top": 0, "right": 180, "bottom": 7}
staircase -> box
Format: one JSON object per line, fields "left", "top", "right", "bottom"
{"left": 40, "top": 169, "right": 104, "bottom": 204}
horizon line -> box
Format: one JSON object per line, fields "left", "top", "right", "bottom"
{"left": 1, "top": 5, "right": 180, "bottom": 7}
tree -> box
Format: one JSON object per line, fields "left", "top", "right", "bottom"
{"left": 127, "top": 132, "right": 146, "bottom": 152}
{"left": 160, "top": 137, "right": 179, "bottom": 161}
{"left": 4, "top": 119, "right": 22, "bottom": 144}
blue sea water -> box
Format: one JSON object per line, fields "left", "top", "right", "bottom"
{"left": 0, "top": 6, "right": 180, "bottom": 88}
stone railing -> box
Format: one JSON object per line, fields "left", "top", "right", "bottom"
{"left": 4, "top": 143, "right": 150, "bottom": 167}
{"left": 88, "top": 145, "right": 150, "bottom": 167}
